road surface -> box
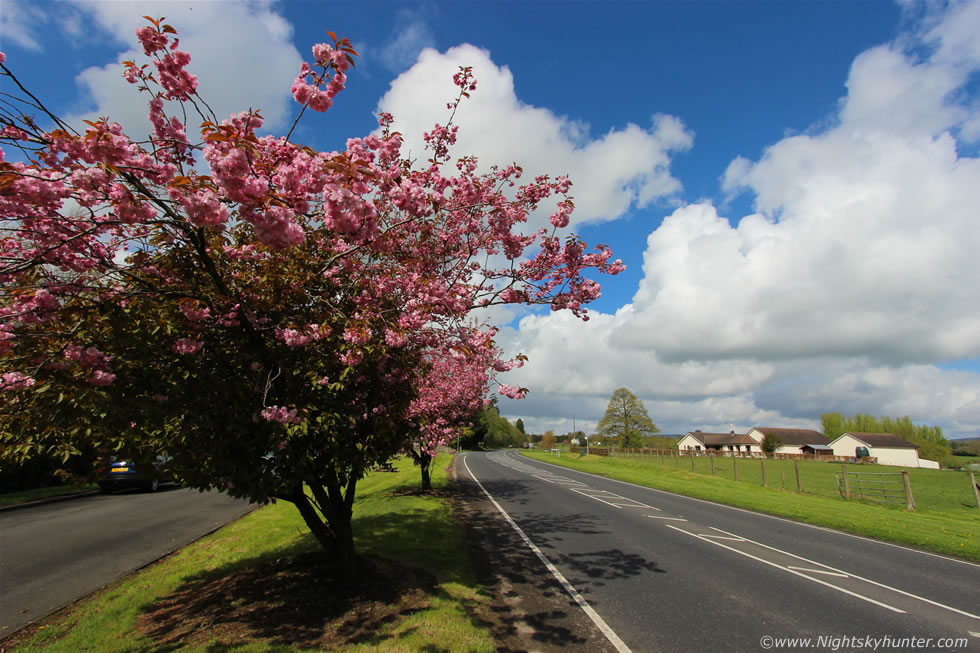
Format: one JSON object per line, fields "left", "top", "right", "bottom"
{"left": 459, "top": 450, "right": 980, "bottom": 653}
{"left": 0, "top": 486, "right": 254, "bottom": 638}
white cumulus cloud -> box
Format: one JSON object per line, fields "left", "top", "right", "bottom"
{"left": 375, "top": 44, "right": 692, "bottom": 229}
{"left": 498, "top": 1, "right": 980, "bottom": 438}
{"left": 34, "top": 1, "right": 303, "bottom": 136}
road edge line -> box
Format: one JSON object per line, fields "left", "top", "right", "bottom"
{"left": 461, "top": 453, "right": 632, "bottom": 653}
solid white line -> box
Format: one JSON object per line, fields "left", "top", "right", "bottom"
{"left": 787, "top": 566, "right": 850, "bottom": 578}
{"left": 665, "top": 524, "right": 907, "bottom": 614}
{"left": 462, "top": 454, "right": 632, "bottom": 653}
{"left": 513, "top": 452, "right": 980, "bottom": 569}
{"left": 701, "top": 534, "right": 746, "bottom": 542}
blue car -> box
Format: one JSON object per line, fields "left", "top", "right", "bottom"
{"left": 97, "top": 457, "right": 171, "bottom": 493}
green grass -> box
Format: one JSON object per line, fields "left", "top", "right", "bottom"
{"left": 0, "top": 484, "right": 97, "bottom": 507}
{"left": 9, "top": 454, "right": 496, "bottom": 652}
{"left": 522, "top": 450, "right": 980, "bottom": 561}
{"left": 611, "top": 449, "right": 980, "bottom": 513}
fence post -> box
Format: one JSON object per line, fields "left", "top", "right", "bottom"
{"left": 675, "top": 449, "right": 679, "bottom": 468}
{"left": 902, "top": 470, "right": 916, "bottom": 511}
{"left": 659, "top": 449, "right": 664, "bottom": 465}
{"left": 842, "top": 465, "right": 851, "bottom": 499}
{"left": 972, "top": 472, "right": 980, "bottom": 510}
{"left": 690, "top": 449, "right": 695, "bottom": 472}
{"left": 761, "top": 459, "right": 767, "bottom": 487}
{"left": 781, "top": 470, "right": 786, "bottom": 490}
{"left": 710, "top": 455, "right": 716, "bottom": 476}
{"left": 733, "top": 454, "right": 738, "bottom": 482}
{"left": 794, "top": 460, "right": 802, "bottom": 493}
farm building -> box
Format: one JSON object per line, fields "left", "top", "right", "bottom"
{"left": 829, "top": 432, "right": 920, "bottom": 467}
{"left": 678, "top": 430, "right": 760, "bottom": 454}
{"left": 745, "top": 427, "right": 830, "bottom": 455}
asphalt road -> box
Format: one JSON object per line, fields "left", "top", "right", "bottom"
{"left": 459, "top": 451, "right": 980, "bottom": 653}
{"left": 0, "top": 486, "right": 254, "bottom": 638}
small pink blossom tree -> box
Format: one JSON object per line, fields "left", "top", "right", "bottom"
{"left": 0, "top": 19, "right": 622, "bottom": 579}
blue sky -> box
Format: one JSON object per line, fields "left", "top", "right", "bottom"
{"left": 4, "top": 1, "right": 980, "bottom": 441}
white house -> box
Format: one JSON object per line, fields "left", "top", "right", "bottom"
{"left": 829, "top": 432, "right": 920, "bottom": 467}
{"left": 745, "top": 427, "right": 830, "bottom": 455}
{"left": 678, "top": 430, "right": 760, "bottom": 454}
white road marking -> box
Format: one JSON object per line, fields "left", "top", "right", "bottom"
{"left": 513, "top": 452, "right": 980, "bottom": 569}
{"left": 646, "top": 515, "right": 688, "bottom": 522}
{"left": 701, "top": 534, "right": 746, "bottom": 542}
{"left": 787, "top": 566, "right": 849, "bottom": 578}
{"left": 462, "top": 455, "right": 633, "bottom": 653}
{"left": 569, "top": 488, "right": 661, "bottom": 511}
{"left": 665, "top": 524, "right": 907, "bottom": 614}
{"left": 708, "top": 528, "right": 980, "bottom": 621}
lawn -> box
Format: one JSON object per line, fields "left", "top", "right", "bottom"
{"left": 6, "top": 454, "right": 497, "bottom": 652}
{"left": 522, "top": 450, "right": 980, "bottom": 561}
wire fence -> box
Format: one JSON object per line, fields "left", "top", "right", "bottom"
{"left": 562, "top": 445, "right": 980, "bottom": 512}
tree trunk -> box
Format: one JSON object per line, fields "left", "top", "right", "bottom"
{"left": 407, "top": 447, "right": 432, "bottom": 491}
{"left": 285, "top": 475, "right": 360, "bottom": 584}
{"left": 419, "top": 452, "right": 432, "bottom": 491}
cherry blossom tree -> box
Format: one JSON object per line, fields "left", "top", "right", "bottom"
{"left": 0, "top": 18, "right": 622, "bottom": 579}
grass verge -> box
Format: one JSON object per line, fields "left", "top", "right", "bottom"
{"left": 6, "top": 454, "right": 496, "bottom": 652}
{"left": 0, "top": 485, "right": 97, "bottom": 508}
{"left": 521, "top": 450, "right": 980, "bottom": 561}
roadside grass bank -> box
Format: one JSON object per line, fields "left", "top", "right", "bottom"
{"left": 0, "top": 484, "right": 97, "bottom": 507}
{"left": 602, "top": 448, "right": 980, "bottom": 514}
{"left": 520, "top": 450, "right": 980, "bottom": 561}
{"left": 6, "top": 454, "right": 497, "bottom": 652}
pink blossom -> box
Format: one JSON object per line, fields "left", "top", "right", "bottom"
{"left": 179, "top": 302, "right": 210, "bottom": 322}
{"left": 340, "top": 349, "right": 364, "bottom": 367}
{"left": 260, "top": 405, "right": 302, "bottom": 424}
{"left": 87, "top": 371, "right": 117, "bottom": 386}
{"left": 172, "top": 338, "right": 203, "bottom": 354}
{"left": 1, "top": 372, "right": 35, "bottom": 392}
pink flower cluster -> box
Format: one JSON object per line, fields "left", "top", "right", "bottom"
{"left": 1, "top": 371, "right": 35, "bottom": 392}
{"left": 260, "top": 405, "right": 302, "bottom": 424}
{"left": 290, "top": 42, "right": 350, "bottom": 113}
{"left": 172, "top": 338, "right": 203, "bottom": 354}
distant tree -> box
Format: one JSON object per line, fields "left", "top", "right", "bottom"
{"left": 541, "top": 430, "right": 556, "bottom": 450}
{"left": 821, "top": 412, "right": 845, "bottom": 441}
{"left": 820, "top": 412, "right": 951, "bottom": 461}
{"left": 597, "top": 388, "right": 659, "bottom": 449}
{"left": 515, "top": 419, "right": 526, "bottom": 435}
{"left": 760, "top": 432, "right": 782, "bottom": 457}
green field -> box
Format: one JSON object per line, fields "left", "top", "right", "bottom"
{"left": 8, "top": 454, "right": 497, "bottom": 652}
{"left": 608, "top": 448, "right": 980, "bottom": 513}
{"left": 522, "top": 449, "right": 980, "bottom": 561}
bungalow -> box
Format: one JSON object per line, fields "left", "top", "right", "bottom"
{"left": 678, "top": 430, "right": 760, "bottom": 454}
{"left": 745, "top": 427, "right": 830, "bottom": 456}
{"left": 829, "top": 432, "right": 920, "bottom": 467}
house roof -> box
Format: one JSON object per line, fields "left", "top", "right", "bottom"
{"left": 840, "top": 432, "right": 919, "bottom": 449}
{"left": 752, "top": 427, "right": 829, "bottom": 445}
{"left": 802, "top": 444, "right": 833, "bottom": 451}
{"left": 683, "top": 431, "right": 752, "bottom": 446}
